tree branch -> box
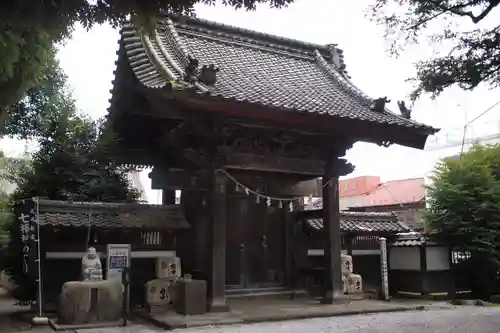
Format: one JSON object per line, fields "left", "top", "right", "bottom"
{"left": 407, "top": 11, "right": 447, "bottom": 30}
{"left": 429, "top": 0, "right": 500, "bottom": 24}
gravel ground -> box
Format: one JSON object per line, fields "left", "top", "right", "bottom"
{"left": 77, "top": 307, "right": 500, "bottom": 333}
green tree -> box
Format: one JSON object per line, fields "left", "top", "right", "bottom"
{"left": 426, "top": 144, "right": 500, "bottom": 299}
{"left": 0, "top": 0, "right": 292, "bottom": 121}
{"left": 1, "top": 64, "right": 141, "bottom": 303}
{"left": 370, "top": 0, "right": 500, "bottom": 100}
{"left": 0, "top": 151, "right": 22, "bottom": 240}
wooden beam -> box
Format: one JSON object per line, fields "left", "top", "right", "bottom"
{"left": 150, "top": 168, "right": 210, "bottom": 190}
{"left": 223, "top": 152, "right": 325, "bottom": 176}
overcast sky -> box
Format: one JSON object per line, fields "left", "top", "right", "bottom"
{"left": 2, "top": 0, "right": 500, "bottom": 203}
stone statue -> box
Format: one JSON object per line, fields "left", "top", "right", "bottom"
{"left": 82, "top": 247, "right": 103, "bottom": 281}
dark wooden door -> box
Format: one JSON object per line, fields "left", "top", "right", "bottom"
{"left": 226, "top": 195, "right": 249, "bottom": 287}
{"left": 244, "top": 199, "right": 285, "bottom": 288}
{"left": 226, "top": 195, "right": 285, "bottom": 289}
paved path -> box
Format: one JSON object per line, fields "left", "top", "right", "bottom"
{"left": 75, "top": 307, "right": 500, "bottom": 333}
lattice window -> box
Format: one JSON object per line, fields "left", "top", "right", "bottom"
{"left": 141, "top": 231, "right": 163, "bottom": 245}
{"left": 352, "top": 235, "right": 380, "bottom": 250}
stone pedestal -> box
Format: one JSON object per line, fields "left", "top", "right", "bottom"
{"left": 58, "top": 280, "right": 123, "bottom": 325}
{"left": 174, "top": 279, "right": 207, "bottom": 315}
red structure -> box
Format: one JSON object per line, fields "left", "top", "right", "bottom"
{"left": 339, "top": 176, "right": 381, "bottom": 198}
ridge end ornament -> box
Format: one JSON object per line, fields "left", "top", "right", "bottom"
{"left": 371, "top": 97, "right": 391, "bottom": 113}
{"left": 397, "top": 100, "right": 412, "bottom": 119}
{"left": 183, "top": 55, "right": 200, "bottom": 84}
{"left": 199, "top": 64, "right": 220, "bottom": 85}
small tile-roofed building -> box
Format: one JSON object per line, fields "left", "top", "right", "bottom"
{"left": 32, "top": 199, "right": 190, "bottom": 308}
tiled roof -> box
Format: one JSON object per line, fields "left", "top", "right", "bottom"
{"left": 305, "top": 211, "right": 411, "bottom": 234}
{"left": 37, "top": 200, "right": 190, "bottom": 230}
{"left": 116, "top": 15, "right": 437, "bottom": 139}
{"left": 391, "top": 232, "right": 436, "bottom": 247}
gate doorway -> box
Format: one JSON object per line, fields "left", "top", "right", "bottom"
{"left": 226, "top": 195, "right": 284, "bottom": 289}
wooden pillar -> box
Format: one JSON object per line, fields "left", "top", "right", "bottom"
{"left": 321, "top": 160, "right": 344, "bottom": 303}
{"left": 162, "top": 189, "right": 176, "bottom": 205}
{"left": 208, "top": 171, "right": 229, "bottom": 312}
{"left": 283, "top": 209, "right": 294, "bottom": 289}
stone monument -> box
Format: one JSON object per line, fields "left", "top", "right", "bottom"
{"left": 341, "top": 254, "right": 363, "bottom": 298}
{"left": 144, "top": 256, "right": 207, "bottom": 315}
{"left": 145, "top": 256, "right": 182, "bottom": 313}
{"left": 57, "top": 247, "right": 123, "bottom": 326}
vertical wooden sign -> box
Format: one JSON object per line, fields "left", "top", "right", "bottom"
{"left": 379, "top": 237, "right": 389, "bottom": 301}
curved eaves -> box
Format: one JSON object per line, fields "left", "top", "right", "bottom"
{"left": 121, "top": 23, "right": 173, "bottom": 89}
{"left": 314, "top": 50, "right": 436, "bottom": 131}
{"left": 163, "top": 18, "right": 209, "bottom": 94}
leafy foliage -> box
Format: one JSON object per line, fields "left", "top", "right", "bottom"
{"left": 370, "top": 0, "right": 500, "bottom": 100}
{"left": 1, "top": 62, "right": 141, "bottom": 303}
{"left": 0, "top": 28, "right": 58, "bottom": 125}
{"left": 425, "top": 144, "right": 500, "bottom": 298}
{"left": 0, "top": 0, "right": 293, "bottom": 121}
{"left": 0, "top": 151, "right": 22, "bottom": 240}
{"left": 2, "top": 59, "right": 68, "bottom": 140}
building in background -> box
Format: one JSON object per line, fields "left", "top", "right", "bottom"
{"left": 338, "top": 176, "right": 381, "bottom": 210}
{"left": 311, "top": 176, "right": 426, "bottom": 231}
{"left": 127, "top": 171, "right": 149, "bottom": 202}
{"left": 345, "top": 177, "right": 426, "bottom": 231}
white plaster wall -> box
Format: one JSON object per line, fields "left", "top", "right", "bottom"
{"left": 389, "top": 247, "right": 421, "bottom": 271}
{"left": 339, "top": 194, "right": 367, "bottom": 210}
{"left": 426, "top": 246, "right": 450, "bottom": 271}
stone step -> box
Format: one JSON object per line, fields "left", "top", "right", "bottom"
{"left": 226, "top": 287, "right": 309, "bottom": 300}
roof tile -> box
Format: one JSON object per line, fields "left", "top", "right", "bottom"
{"left": 305, "top": 211, "right": 411, "bottom": 234}
{"left": 117, "top": 15, "right": 438, "bottom": 135}
{"left": 37, "top": 200, "right": 190, "bottom": 230}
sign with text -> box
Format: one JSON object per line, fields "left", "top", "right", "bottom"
{"left": 106, "top": 244, "right": 131, "bottom": 282}
{"left": 14, "top": 198, "right": 38, "bottom": 280}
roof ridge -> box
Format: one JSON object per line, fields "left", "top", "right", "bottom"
{"left": 313, "top": 50, "right": 372, "bottom": 109}
{"left": 165, "top": 13, "right": 334, "bottom": 55}
{"left": 380, "top": 177, "right": 425, "bottom": 186}
{"left": 178, "top": 27, "right": 317, "bottom": 62}
{"left": 164, "top": 18, "right": 191, "bottom": 67}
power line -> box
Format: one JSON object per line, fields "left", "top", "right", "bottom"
{"left": 460, "top": 99, "right": 500, "bottom": 158}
